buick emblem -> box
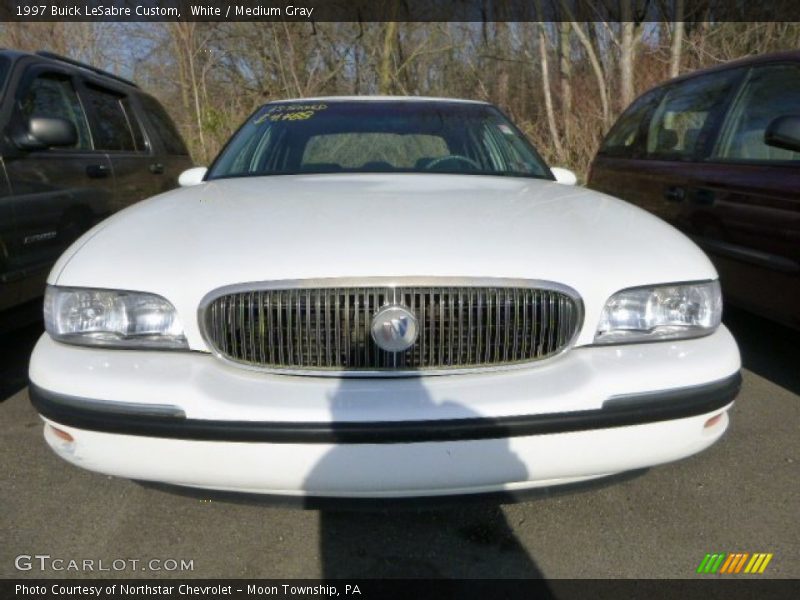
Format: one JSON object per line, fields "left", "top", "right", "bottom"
{"left": 370, "top": 305, "right": 419, "bottom": 353}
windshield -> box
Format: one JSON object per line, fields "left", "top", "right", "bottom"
{"left": 207, "top": 100, "right": 552, "bottom": 180}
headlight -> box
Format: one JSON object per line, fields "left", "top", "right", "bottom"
{"left": 44, "top": 286, "right": 188, "bottom": 349}
{"left": 594, "top": 281, "right": 722, "bottom": 344}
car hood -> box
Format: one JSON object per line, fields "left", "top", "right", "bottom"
{"left": 52, "top": 173, "right": 717, "bottom": 348}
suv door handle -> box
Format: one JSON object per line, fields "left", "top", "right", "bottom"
{"left": 664, "top": 186, "right": 686, "bottom": 202}
{"left": 149, "top": 163, "right": 165, "bottom": 174}
{"left": 85, "top": 164, "right": 110, "bottom": 179}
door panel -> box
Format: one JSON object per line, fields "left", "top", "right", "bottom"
{"left": 135, "top": 94, "right": 194, "bottom": 191}
{"left": 700, "top": 64, "right": 800, "bottom": 327}
{"left": 1, "top": 69, "right": 114, "bottom": 305}
{"left": 591, "top": 64, "right": 799, "bottom": 328}
{"left": 3, "top": 151, "right": 113, "bottom": 292}
{"left": 81, "top": 84, "right": 160, "bottom": 208}
{"left": 0, "top": 158, "right": 20, "bottom": 311}
{"left": 596, "top": 159, "right": 800, "bottom": 327}
{"left": 636, "top": 69, "right": 745, "bottom": 229}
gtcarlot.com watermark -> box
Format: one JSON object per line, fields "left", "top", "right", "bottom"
{"left": 15, "top": 554, "right": 194, "bottom": 572}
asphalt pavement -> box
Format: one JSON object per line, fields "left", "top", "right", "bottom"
{"left": 1, "top": 307, "right": 798, "bottom": 579}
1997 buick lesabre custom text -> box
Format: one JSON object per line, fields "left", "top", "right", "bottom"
{"left": 29, "top": 98, "right": 741, "bottom": 499}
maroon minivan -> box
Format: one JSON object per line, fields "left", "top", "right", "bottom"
{"left": 588, "top": 51, "right": 800, "bottom": 330}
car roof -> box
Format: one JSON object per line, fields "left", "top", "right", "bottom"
{"left": 268, "top": 95, "right": 490, "bottom": 105}
{"left": 0, "top": 48, "right": 29, "bottom": 62}
{"left": 661, "top": 50, "right": 800, "bottom": 87}
{"left": 0, "top": 48, "right": 138, "bottom": 90}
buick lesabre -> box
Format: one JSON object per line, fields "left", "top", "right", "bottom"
{"left": 29, "top": 98, "right": 741, "bottom": 499}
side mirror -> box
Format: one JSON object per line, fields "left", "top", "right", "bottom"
{"left": 15, "top": 117, "right": 77, "bottom": 150}
{"left": 178, "top": 167, "right": 208, "bottom": 187}
{"left": 765, "top": 115, "right": 800, "bottom": 153}
{"left": 550, "top": 167, "right": 578, "bottom": 186}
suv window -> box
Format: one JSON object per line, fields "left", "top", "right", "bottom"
{"left": 121, "top": 96, "right": 147, "bottom": 151}
{"left": 0, "top": 56, "right": 10, "bottom": 92}
{"left": 647, "top": 70, "right": 741, "bottom": 159}
{"left": 84, "top": 85, "right": 139, "bottom": 151}
{"left": 599, "top": 89, "right": 662, "bottom": 157}
{"left": 19, "top": 74, "right": 91, "bottom": 150}
{"left": 139, "top": 95, "right": 189, "bottom": 156}
{"left": 714, "top": 64, "right": 800, "bottom": 162}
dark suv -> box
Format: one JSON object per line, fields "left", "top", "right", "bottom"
{"left": 0, "top": 49, "right": 192, "bottom": 322}
{"left": 588, "top": 51, "right": 800, "bottom": 330}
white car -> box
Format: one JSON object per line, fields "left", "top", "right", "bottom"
{"left": 29, "top": 97, "right": 741, "bottom": 500}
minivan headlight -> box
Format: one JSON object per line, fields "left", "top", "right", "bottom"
{"left": 595, "top": 281, "right": 722, "bottom": 344}
{"left": 44, "top": 286, "right": 188, "bottom": 349}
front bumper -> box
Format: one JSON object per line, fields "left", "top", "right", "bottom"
{"left": 29, "top": 327, "right": 741, "bottom": 497}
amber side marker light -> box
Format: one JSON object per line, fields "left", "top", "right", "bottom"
{"left": 704, "top": 413, "right": 725, "bottom": 429}
{"left": 48, "top": 424, "right": 75, "bottom": 442}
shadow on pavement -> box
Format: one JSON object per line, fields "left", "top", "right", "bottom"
{"left": 0, "top": 318, "right": 42, "bottom": 402}
{"left": 313, "top": 505, "right": 549, "bottom": 578}
{"left": 302, "top": 371, "right": 545, "bottom": 579}
{"left": 138, "top": 341, "right": 648, "bottom": 581}
{"left": 141, "top": 470, "right": 646, "bottom": 581}
{"left": 723, "top": 306, "right": 800, "bottom": 396}
{"left": 309, "top": 470, "right": 645, "bottom": 580}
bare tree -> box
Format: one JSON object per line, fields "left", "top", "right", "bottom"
{"left": 670, "top": 0, "right": 685, "bottom": 77}
{"left": 535, "top": 20, "right": 565, "bottom": 161}
{"left": 4, "top": 18, "right": 799, "bottom": 178}
{"left": 559, "top": 21, "right": 572, "bottom": 140}
{"left": 619, "top": 3, "right": 645, "bottom": 108}
{"left": 167, "top": 22, "right": 216, "bottom": 162}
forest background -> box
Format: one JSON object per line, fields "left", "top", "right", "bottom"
{"left": 2, "top": 3, "right": 798, "bottom": 178}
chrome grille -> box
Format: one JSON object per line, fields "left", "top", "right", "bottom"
{"left": 201, "top": 279, "right": 582, "bottom": 374}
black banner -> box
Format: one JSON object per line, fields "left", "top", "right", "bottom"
{"left": 2, "top": 0, "right": 800, "bottom": 22}
{"left": 4, "top": 579, "right": 800, "bottom": 600}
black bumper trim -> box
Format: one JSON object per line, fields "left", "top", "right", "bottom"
{"left": 29, "top": 373, "right": 741, "bottom": 444}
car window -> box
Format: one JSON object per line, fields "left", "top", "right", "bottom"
{"left": 84, "top": 85, "right": 138, "bottom": 151}
{"left": 209, "top": 101, "right": 551, "bottom": 180}
{"left": 19, "top": 74, "right": 91, "bottom": 150}
{"left": 599, "top": 89, "right": 662, "bottom": 157}
{"left": 0, "top": 56, "right": 10, "bottom": 93}
{"left": 481, "top": 116, "right": 545, "bottom": 173}
{"left": 647, "top": 70, "right": 741, "bottom": 160}
{"left": 121, "top": 96, "right": 147, "bottom": 152}
{"left": 713, "top": 64, "right": 800, "bottom": 162}
{"left": 139, "top": 94, "right": 190, "bottom": 156}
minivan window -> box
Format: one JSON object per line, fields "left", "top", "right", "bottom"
{"left": 20, "top": 74, "right": 91, "bottom": 149}
{"left": 599, "top": 89, "right": 662, "bottom": 157}
{"left": 84, "top": 85, "right": 138, "bottom": 151}
{"left": 139, "top": 95, "right": 189, "bottom": 156}
{"left": 647, "top": 70, "right": 741, "bottom": 159}
{"left": 714, "top": 64, "right": 800, "bottom": 162}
